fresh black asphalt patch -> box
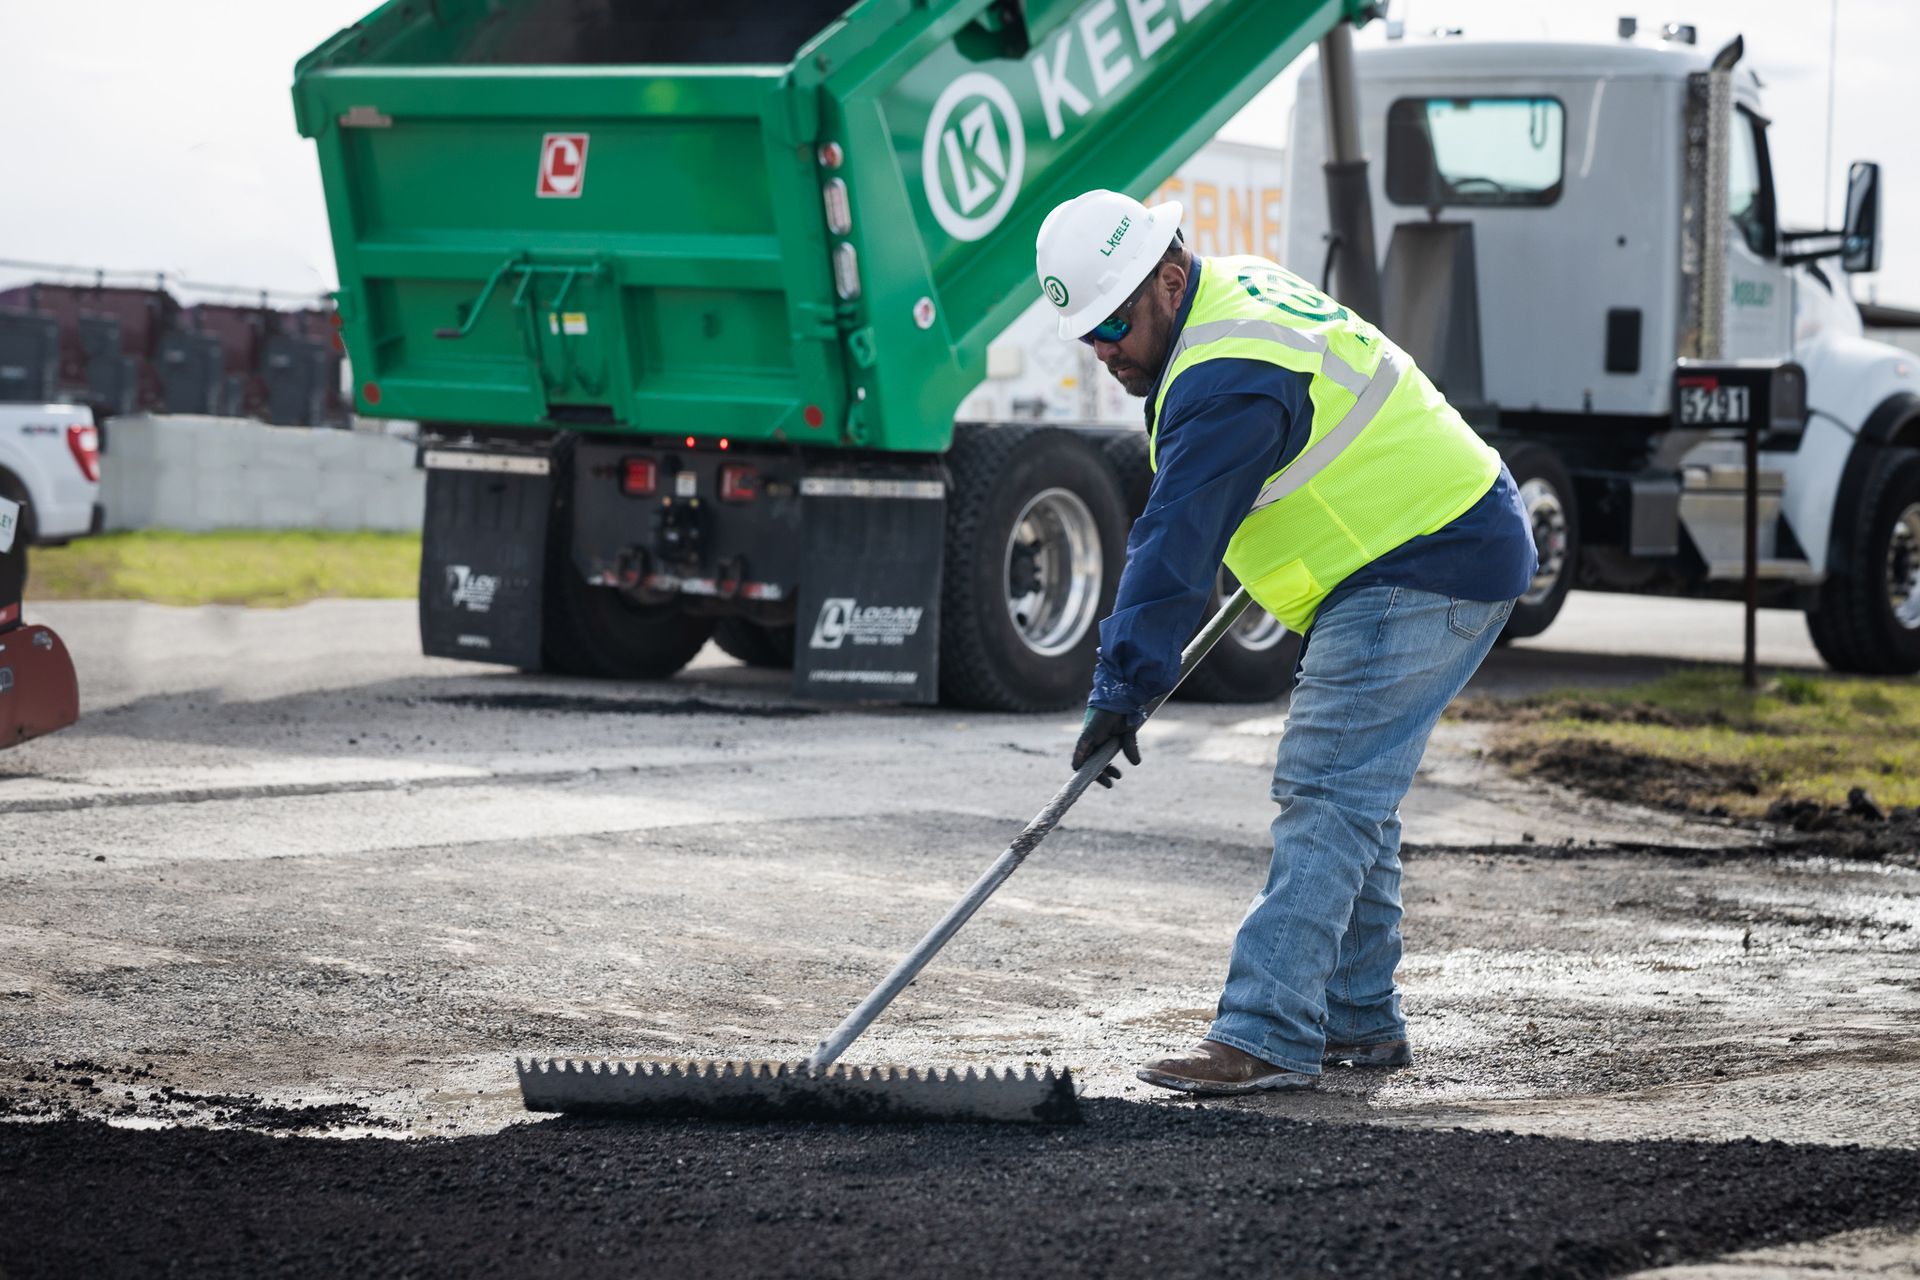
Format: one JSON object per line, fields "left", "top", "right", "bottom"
{"left": 4, "top": 1104, "right": 1917, "bottom": 1278}
{"left": 421, "top": 692, "right": 819, "bottom": 719}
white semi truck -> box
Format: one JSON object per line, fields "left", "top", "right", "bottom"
{"left": 1287, "top": 25, "right": 1918, "bottom": 673}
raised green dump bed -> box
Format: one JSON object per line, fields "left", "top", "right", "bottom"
{"left": 294, "top": 0, "right": 1359, "bottom": 452}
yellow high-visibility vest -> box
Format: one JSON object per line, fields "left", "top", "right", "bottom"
{"left": 1150, "top": 256, "right": 1500, "bottom": 631}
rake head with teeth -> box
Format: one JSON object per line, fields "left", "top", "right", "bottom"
{"left": 517, "top": 1058, "right": 1081, "bottom": 1125}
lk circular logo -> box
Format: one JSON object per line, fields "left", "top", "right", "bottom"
{"left": 922, "top": 72, "right": 1026, "bottom": 242}
{"left": 1043, "top": 275, "right": 1069, "bottom": 307}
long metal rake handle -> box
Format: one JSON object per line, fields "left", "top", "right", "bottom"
{"left": 806, "top": 586, "right": 1256, "bottom": 1071}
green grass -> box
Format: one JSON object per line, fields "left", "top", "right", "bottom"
{"left": 1464, "top": 668, "right": 1920, "bottom": 815}
{"left": 28, "top": 530, "right": 421, "bottom": 607}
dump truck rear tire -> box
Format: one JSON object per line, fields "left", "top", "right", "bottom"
{"left": 539, "top": 435, "right": 713, "bottom": 679}
{"left": 941, "top": 424, "right": 1126, "bottom": 712}
{"left": 1100, "top": 427, "right": 1296, "bottom": 702}
{"left": 1174, "top": 567, "right": 1299, "bottom": 703}
{"left": 541, "top": 568, "right": 714, "bottom": 680}
{"left": 1098, "top": 429, "right": 1154, "bottom": 518}
{"left": 1499, "top": 442, "right": 1578, "bottom": 642}
{"left": 714, "top": 618, "right": 797, "bottom": 670}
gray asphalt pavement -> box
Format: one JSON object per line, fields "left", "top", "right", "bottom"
{"left": 1, "top": 592, "right": 1913, "bottom": 1277}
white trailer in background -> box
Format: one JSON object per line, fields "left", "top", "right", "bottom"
{"left": 959, "top": 141, "right": 1286, "bottom": 427}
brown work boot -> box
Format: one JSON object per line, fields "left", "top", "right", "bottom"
{"left": 1323, "top": 1039, "right": 1413, "bottom": 1069}
{"left": 1136, "top": 1040, "right": 1317, "bottom": 1095}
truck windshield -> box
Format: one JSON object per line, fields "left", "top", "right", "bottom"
{"left": 1385, "top": 97, "right": 1565, "bottom": 207}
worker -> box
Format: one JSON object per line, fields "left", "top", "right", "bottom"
{"left": 1036, "top": 189, "right": 1537, "bottom": 1094}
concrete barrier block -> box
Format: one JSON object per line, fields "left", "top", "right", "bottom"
{"left": 309, "top": 428, "right": 364, "bottom": 466}
{"left": 193, "top": 416, "right": 241, "bottom": 456}
{"left": 102, "top": 417, "right": 159, "bottom": 464}
{"left": 250, "top": 468, "right": 316, "bottom": 510}
{"left": 103, "top": 416, "right": 441, "bottom": 532}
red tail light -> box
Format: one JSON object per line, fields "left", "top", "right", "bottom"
{"left": 621, "top": 457, "right": 658, "bottom": 495}
{"left": 66, "top": 424, "right": 100, "bottom": 483}
{"left": 719, "top": 464, "right": 758, "bottom": 503}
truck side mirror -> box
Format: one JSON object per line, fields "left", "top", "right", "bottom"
{"left": 1842, "top": 160, "right": 1881, "bottom": 274}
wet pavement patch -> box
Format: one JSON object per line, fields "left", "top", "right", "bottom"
{"left": 420, "top": 692, "right": 818, "bottom": 719}
{"left": 4, "top": 1105, "right": 1918, "bottom": 1279}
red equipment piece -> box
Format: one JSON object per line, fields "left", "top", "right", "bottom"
{"left": 0, "top": 514, "right": 80, "bottom": 749}
{"left": 0, "top": 624, "right": 79, "bottom": 749}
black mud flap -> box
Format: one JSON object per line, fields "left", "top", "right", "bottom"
{"left": 418, "top": 448, "right": 553, "bottom": 668}
{"left": 792, "top": 464, "right": 944, "bottom": 704}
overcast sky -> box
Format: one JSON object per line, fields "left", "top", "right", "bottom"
{"left": 2, "top": 0, "right": 1913, "bottom": 306}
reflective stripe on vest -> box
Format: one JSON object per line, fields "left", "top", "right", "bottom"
{"left": 1147, "top": 256, "right": 1500, "bottom": 632}
{"left": 1249, "top": 342, "right": 1400, "bottom": 511}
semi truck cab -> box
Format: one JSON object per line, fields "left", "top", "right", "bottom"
{"left": 1287, "top": 28, "right": 1920, "bottom": 672}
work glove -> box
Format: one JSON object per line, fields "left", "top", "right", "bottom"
{"left": 1072, "top": 707, "right": 1142, "bottom": 788}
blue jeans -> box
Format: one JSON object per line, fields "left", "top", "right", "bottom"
{"left": 1207, "top": 586, "right": 1514, "bottom": 1074}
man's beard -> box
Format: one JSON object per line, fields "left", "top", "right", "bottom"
{"left": 1102, "top": 316, "right": 1163, "bottom": 397}
{"left": 1106, "top": 361, "right": 1153, "bottom": 396}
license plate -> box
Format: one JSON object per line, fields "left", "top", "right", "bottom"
{"left": 1678, "top": 384, "right": 1751, "bottom": 425}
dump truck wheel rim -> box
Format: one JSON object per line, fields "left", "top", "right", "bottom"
{"left": 1519, "top": 477, "right": 1569, "bottom": 607}
{"left": 1004, "top": 487, "right": 1102, "bottom": 657}
{"left": 1888, "top": 501, "right": 1920, "bottom": 631}
{"left": 1216, "top": 566, "right": 1289, "bottom": 651}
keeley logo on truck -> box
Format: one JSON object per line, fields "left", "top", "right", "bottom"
{"left": 924, "top": 74, "right": 1025, "bottom": 241}
{"left": 921, "top": 0, "right": 1216, "bottom": 241}
{"left": 809, "top": 598, "right": 926, "bottom": 650}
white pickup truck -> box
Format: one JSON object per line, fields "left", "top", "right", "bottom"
{"left": 0, "top": 402, "right": 102, "bottom": 569}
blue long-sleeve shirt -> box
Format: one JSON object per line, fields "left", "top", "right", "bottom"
{"left": 1088, "top": 260, "right": 1538, "bottom": 718}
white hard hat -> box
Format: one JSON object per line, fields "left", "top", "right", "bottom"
{"left": 1034, "top": 189, "right": 1185, "bottom": 339}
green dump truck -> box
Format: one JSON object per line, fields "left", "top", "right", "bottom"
{"left": 293, "top": 0, "right": 1360, "bottom": 710}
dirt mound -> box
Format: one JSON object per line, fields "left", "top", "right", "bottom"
{"left": 1495, "top": 737, "right": 1761, "bottom": 814}
{"left": 1453, "top": 696, "right": 1731, "bottom": 729}
{"left": 1765, "top": 791, "right": 1920, "bottom": 865}
{"left": 1498, "top": 737, "right": 1919, "bottom": 865}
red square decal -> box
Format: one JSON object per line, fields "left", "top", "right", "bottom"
{"left": 536, "top": 132, "right": 590, "bottom": 198}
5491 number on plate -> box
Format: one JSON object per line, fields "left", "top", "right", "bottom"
{"left": 1678, "top": 383, "right": 1751, "bottom": 425}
